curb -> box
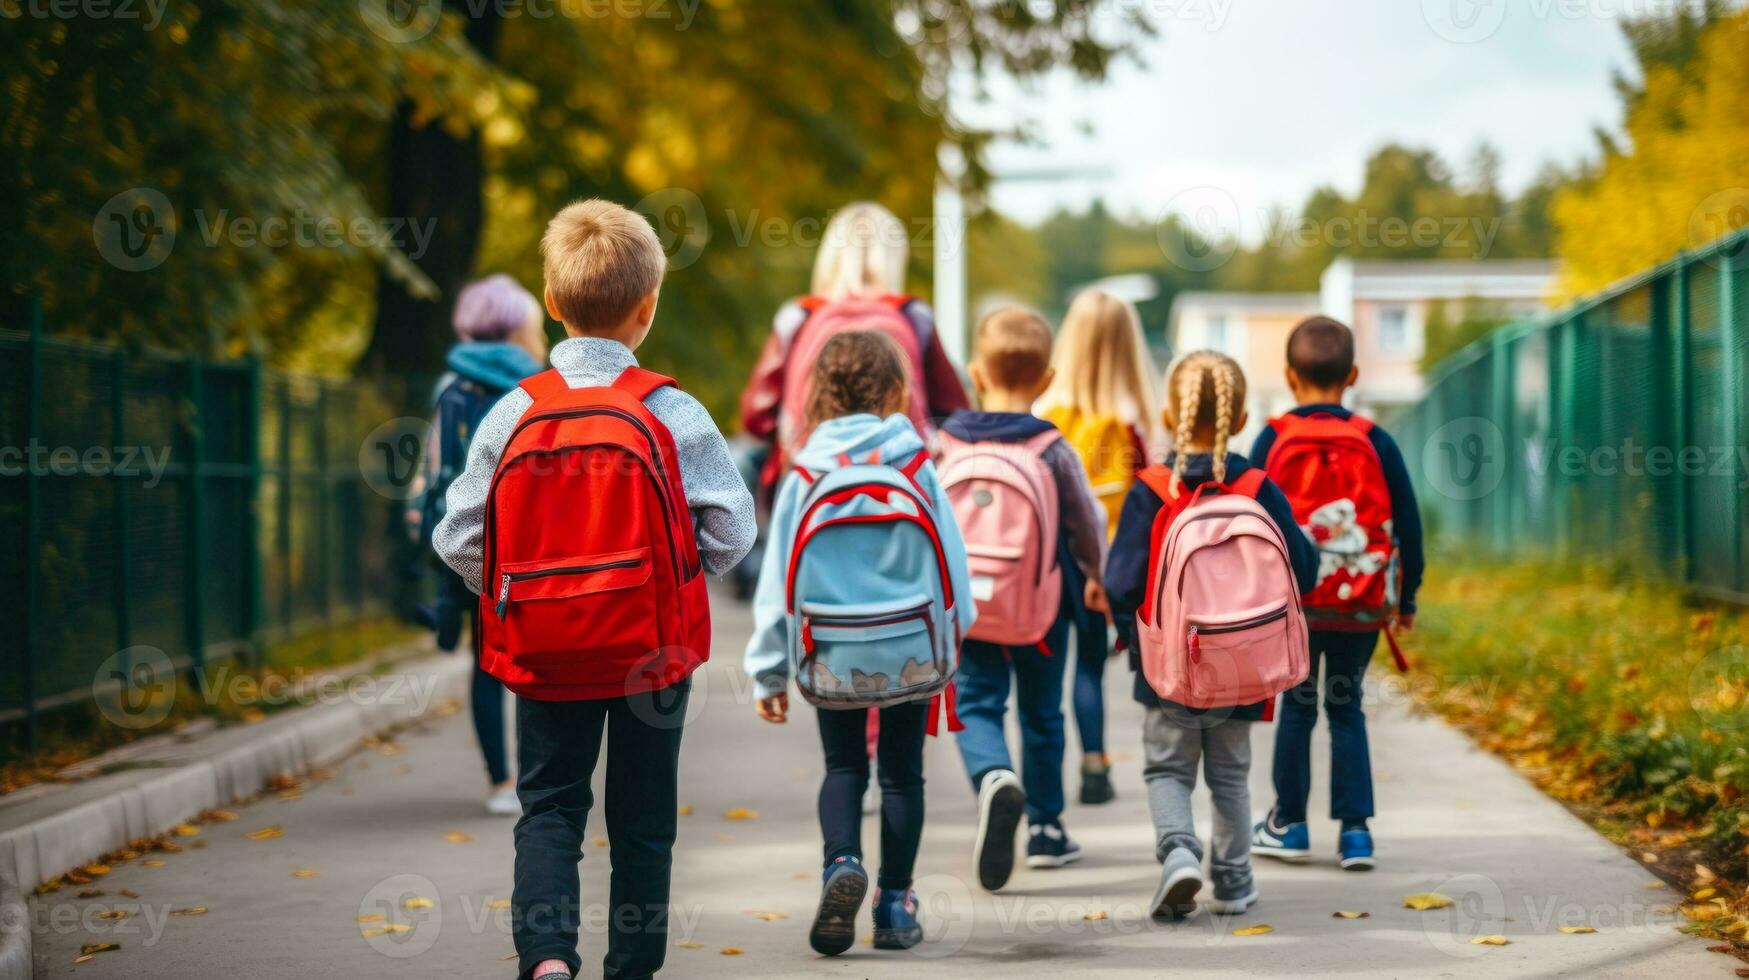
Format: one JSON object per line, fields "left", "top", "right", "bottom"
{"left": 0, "top": 653, "right": 471, "bottom": 980}
{"left": 0, "top": 865, "right": 24, "bottom": 980}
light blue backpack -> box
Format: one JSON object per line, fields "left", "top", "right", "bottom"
{"left": 785, "top": 449, "right": 958, "bottom": 711}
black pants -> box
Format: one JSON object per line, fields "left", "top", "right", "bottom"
{"left": 816, "top": 700, "right": 928, "bottom": 891}
{"left": 512, "top": 679, "right": 690, "bottom": 980}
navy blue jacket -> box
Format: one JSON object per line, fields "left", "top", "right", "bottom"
{"left": 1249, "top": 404, "right": 1425, "bottom": 616}
{"left": 1105, "top": 452, "right": 1318, "bottom": 718}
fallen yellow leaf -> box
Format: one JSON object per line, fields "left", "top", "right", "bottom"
{"left": 1559, "top": 926, "right": 1596, "bottom": 934}
{"left": 720, "top": 947, "right": 743, "bottom": 955}
{"left": 94, "top": 910, "right": 127, "bottom": 921}
{"left": 1640, "top": 851, "right": 1659, "bottom": 863}
{"left": 443, "top": 832, "right": 475, "bottom": 844}
{"left": 170, "top": 907, "right": 207, "bottom": 917}
{"left": 724, "top": 808, "right": 759, "bottom": 821}
{"left": 751, "top": 911, "right": 787, "bottom": 921}
{"left": 404, "top": 897, "right": 434, "bottom": 910}
{"left": 1233, "top": 924, "right": 1273, "bottom": 936}
{"left": 1404, "top": 893, "right": 1454, "bottom": 910}
{"left": 173, "top": 824, "right": 200, "bottom": 837}
{"left": 677, "top": 805, "right": 694, "bottom": 816}
{"left": 485, "top": 899, "right": 510, "bottom": 910}
{"left": 1471, "top": 935, "right": 1510, "bottom": 946}
{"left": 83, "top": 864, "right": 111, "bottom": 876}
{"left": 1645, "top": 881, "right": 1667, "bottom": 890}
{"left": 359, "top": 927, "right": 388, "bottom": 939}
{"left": 356, "top": 914, "right": 385, "bottom": 923}
{"left": 1332, "top": 911, "right": 1371, "bottom": 919}
{"left": 677, "top": 941, "right": 702, "bottom": 949}
{"left": 74, "top": 955, "right": 92, "bottom": 964}
{"left": 80, "top": 943, "right": 119, "bottom": 955}
{"left": 290, "top": 869, "right": 320, "bottom": 878}
{"left": 142, "top": 860, "right": 166, "bottom": 868}
{"left": 1083, "top": 910, "right": 1109, "bottom": 921}
{"left": 384, "top": 923, "right": 413, "bottom": 934}
{"left": 592, "top": 837, "right": 608, "bottom": 848}
{"left": 1695, "top": 887, "right": 1718, "bottom": 901}
{"left": 245, "top": 826, "right": 283, "bottom": 841}
{"left": 204, "top": 809, "right": 239, "bottom": 822}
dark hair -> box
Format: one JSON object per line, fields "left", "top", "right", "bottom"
{"left": 804, "top": 330, "right": 911, "bottom": 429}
{"left": 1286, "top": 316, "right": 1355, "bottom": 388}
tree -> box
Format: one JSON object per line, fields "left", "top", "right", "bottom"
{"left": 1552, "top": 5, "right": 1749, "bottom": 298}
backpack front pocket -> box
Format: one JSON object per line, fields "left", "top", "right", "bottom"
{"left": 495, "top": 547, "right": 660, "bottom": 676}
{"left": 796, "top": 596, "right": 940, "bottom": 706}
{"left": 1185, "top": 604, "right": 1295, "bottom": 703}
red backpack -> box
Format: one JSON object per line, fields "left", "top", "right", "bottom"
{"left": 776, "top": 294, "right": 931, "bottom": 456}
{"left": 1263, "top": 413, "right": 1399, "bottom": 636}
{"left": 479, "top": 366, "right": 710, "bottom": 700}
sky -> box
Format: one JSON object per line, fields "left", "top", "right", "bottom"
{"left": 959, "top": 0, "right": 1641, "bottom": 238}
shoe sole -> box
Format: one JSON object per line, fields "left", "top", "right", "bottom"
{"left": 1025, "top": 848, "right": 1083, "bottom": 870}
{"left": 1150, "top": 866, "right": 1203, "bottom": 919}
{"left": 1339, "top": 855, "right": 1375, "bottom": 871}
{"left": 808, "top": 869, "right": 868, "bottom": 956}
{"left": 1206, "top": 888, "right": 1259, "bottom": 915}
{"left": 974, "top": 778, "right": 1026, "bottom": 891}
{"left": 871, "top": 925, "right": 923, "bottom": 950}
{"left": 1252, "top": 844, "right": 1310, "bottom": 863}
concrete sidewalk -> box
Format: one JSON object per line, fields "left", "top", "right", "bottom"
{"left": 26, "top": 592, "right": 1726, "bottom": 977}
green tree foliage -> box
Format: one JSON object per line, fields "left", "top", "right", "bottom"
{"left": 3, "top": 1, "right": 1146, "bottom": 416}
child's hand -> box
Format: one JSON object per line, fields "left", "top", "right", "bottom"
{"left": 755, "top": 692, "right": 789, "bottom": 724}
{"left": 1394, "top": 612, "right": 1416, "bottom": 634}
{"left": 1084, "top": 581, "right": 1110, "bottom": 616}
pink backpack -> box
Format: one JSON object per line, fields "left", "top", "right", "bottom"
{"left": 1134, "top": 466, "right": 1308, "bottom": 710}
{"left": 777, "top": 294, "right": 931, "bottom": 457}
{"left": 937, "top": 430, "right": 1063, "bottom": 646}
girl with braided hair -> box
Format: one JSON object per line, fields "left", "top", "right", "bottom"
{"left": 1101, "top": 350, "right": 1318, "bottom": 920}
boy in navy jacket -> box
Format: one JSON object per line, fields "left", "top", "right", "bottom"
{"left": 1248, "top": 316, "right": 1424, "bottom": 872}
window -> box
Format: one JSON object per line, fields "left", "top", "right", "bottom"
{"left": 1377, "top": 305, "right": 1412, "bottom": 354}
{"left": 1205, "top": 314, "right": 1228, "bottom": 353}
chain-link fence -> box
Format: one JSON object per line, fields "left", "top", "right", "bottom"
{"left": 1, "top": 303, "right": 431, "bottom": 745}
{"left": 1393, "top": 228, "right": 1749, "bottom": 601}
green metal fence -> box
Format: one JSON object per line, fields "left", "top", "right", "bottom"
{"left": 1, "top": 305, "right": 429, "bottom": 746}
{"left": 1394, "top": 228, "right": 1749, "bottom": 601}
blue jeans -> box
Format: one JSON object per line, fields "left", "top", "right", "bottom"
{"left": 954, "top": 618, "right": 1070, "bottom": 825}
{"left": 468, "top": 607, "right": 510, "bottom": 785}
{"left": 1069, "top": 619, "right": 1109, "bottom": 756}
{"left": 1270, "top": 630, "right": 1378, "bottom": 825}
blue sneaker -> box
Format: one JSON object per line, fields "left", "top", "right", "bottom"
{"left": 1251, "top": 812, "right": 1310, "bottom": 862}
{"left": 871, "top": 887, "right": 923, "bottom": 950}
{"left": 1025, "top": 821, "right": 1084, "bottom": 869}
{"left": 1338, "top": 829, "right": 1375, "bottom": 871}
{"left": 808, "top": 856, "right": 868, "bottom": 956}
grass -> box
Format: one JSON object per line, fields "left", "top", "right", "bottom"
{"left": 0, "top": 617, "right": 424, "bottom": 793}
{"left": 1406, "top": 557, "right": 1749, "bottom": 940}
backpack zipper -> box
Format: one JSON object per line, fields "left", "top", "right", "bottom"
{"left": 1186, "top": 607, "right": 1289, "bottom": 664}
{"left": 496, "top": 557, "right": 643, "bottom": 619}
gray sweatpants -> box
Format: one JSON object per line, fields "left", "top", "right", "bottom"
{"left": 1142, "top": 704, "right": 1254, "bottom": 890}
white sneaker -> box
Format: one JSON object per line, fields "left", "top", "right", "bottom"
{"left": 973, "top": 769, "right": 1026, "bottom": 891}
{"left": 862, "top": 780, "right": 880, "bottom": 815}
{"left": 486, "top": 785, "right": 521, "bottom": 816}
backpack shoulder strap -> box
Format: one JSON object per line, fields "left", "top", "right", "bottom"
{"left": 518, "top": 368, "right": 570, "bottom": 402}
{"left": 1023, "top": 429, "right": 1064, "bottom": 455}
{"left": 1135, "top": 464, "right": 1178, "bottom": 502}
{"left": 1346, "top": 414, "right": 1375, "bottom": 436}
{"left": 1229, "top": 468, "right": 1267, "bottom": 499}
{"left": 613, "top": 366, "right": 677, "bottom": 401}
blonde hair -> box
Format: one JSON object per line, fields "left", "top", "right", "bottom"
{"left": 1165, "top": 350, "right": 1247, "bottom": 498}
{"left": 1041, "top": 288, "right": 1160, "bottom": 441}
{"left": 540, "top": 199, "right": 667, "bottom": 333}
{"left": 973, "top": 307, "right": 1054, "bottom": 389}
{"left": 810, "top": 201, "right": 908, "bottom": 300}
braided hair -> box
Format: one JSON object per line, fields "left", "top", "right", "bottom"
{"left": 1165, "top": 350, "right": 1247, "bottom": 498}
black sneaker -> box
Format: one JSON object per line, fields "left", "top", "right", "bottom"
{"left": 1079, "top": 764, "right": 1115, "bottom": 805}
{"left": 973, "top": 769, "right": 1026, "bottom": 891}
{"left": 1025, "top": 821, "right": 1084, "bottom": 869}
